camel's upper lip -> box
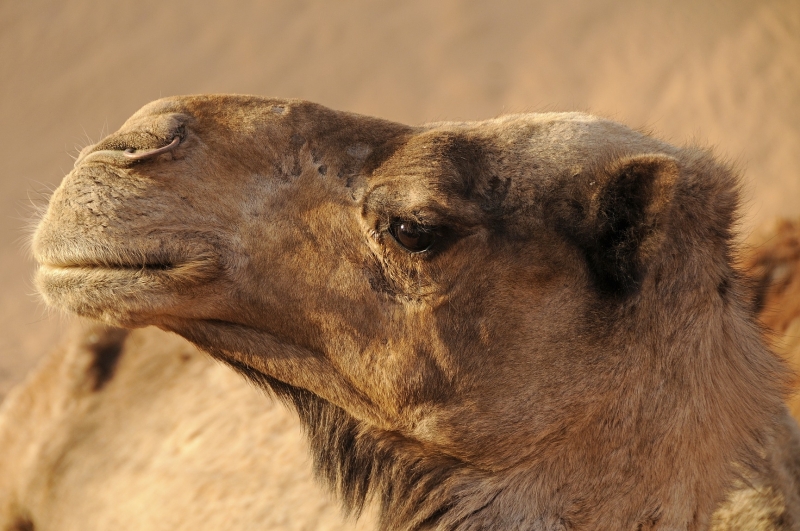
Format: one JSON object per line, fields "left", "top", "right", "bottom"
{"left": 39, "top": 259, "right": 177, "bottom": 271}
{"left": 36, "top": 250, "right": 182, "bottom": 271}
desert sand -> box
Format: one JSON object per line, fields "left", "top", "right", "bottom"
{"left": 0, "top": 0, "right": 798, "bottom": 398}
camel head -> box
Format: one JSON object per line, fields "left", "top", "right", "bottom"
{"left": 33, "top": 95, "right": 786, "bottom": 529}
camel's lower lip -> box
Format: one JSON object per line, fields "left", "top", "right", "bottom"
{"left": 35, "top": 262, "right": 196, "bottom": 292}
{"left": 36, "top": 255, "right": 221, "bottom": 293}
{"left": 34, "top": 257, "right": 222, "bottom": 323}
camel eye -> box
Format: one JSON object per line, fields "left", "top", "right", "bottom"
{"left": 389, "top": 220, "right": 435, "bottom": 253}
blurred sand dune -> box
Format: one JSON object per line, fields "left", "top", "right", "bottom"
{"left": 1, "top": 0, "right": 798, "bottom": 396}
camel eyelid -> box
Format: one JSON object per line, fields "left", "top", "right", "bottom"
{"left": 122, "top": 135, "right": 181, "bottom": 161}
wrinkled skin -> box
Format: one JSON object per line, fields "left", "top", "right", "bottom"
{"left": 33, "top": 96, "right": 793, "bottom": 530}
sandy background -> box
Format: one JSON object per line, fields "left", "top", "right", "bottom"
{"left": 1, "top": 0, "right": 798, "bottom": 400}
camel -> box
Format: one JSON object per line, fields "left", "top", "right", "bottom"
{"left": 23, "top": 95, "right": 800, "bottom": 529}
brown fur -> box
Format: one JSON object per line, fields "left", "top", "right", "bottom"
{"left": 747, "top": 218, "right": 800, "bottom": 420}
{"left": 29, "top": 95, "right": 796, "bottom": 529}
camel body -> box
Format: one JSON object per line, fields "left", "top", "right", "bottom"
{"left": 0, "top": 324, "right": 375, "bottom": 530}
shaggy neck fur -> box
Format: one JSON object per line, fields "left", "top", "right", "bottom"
{"left": 227, "top": 362, "right": 465, "bottom": 529}
{"left": 230, "top": 304, "right": 784, "bottom": 531}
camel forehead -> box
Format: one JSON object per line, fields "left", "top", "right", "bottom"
{"left": 373, "top": 113, "right": 661, "bottom": 189}
{"left": 397, "top": 114, "right": 665, "bottom": 180}
{"left": 121, "top": 95, "right": 653, "bottom": 157}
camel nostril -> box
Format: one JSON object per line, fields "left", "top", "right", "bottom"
{"left": 122, "top": 136, "right": 181, "bottom": 161}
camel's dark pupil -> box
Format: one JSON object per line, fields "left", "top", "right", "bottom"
{"left": 391, "top": 221, "right": 434, "bottom": 252}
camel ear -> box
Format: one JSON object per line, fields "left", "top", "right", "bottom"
{"left": 561, "top": 154, "right": 679, "bottom": 296}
